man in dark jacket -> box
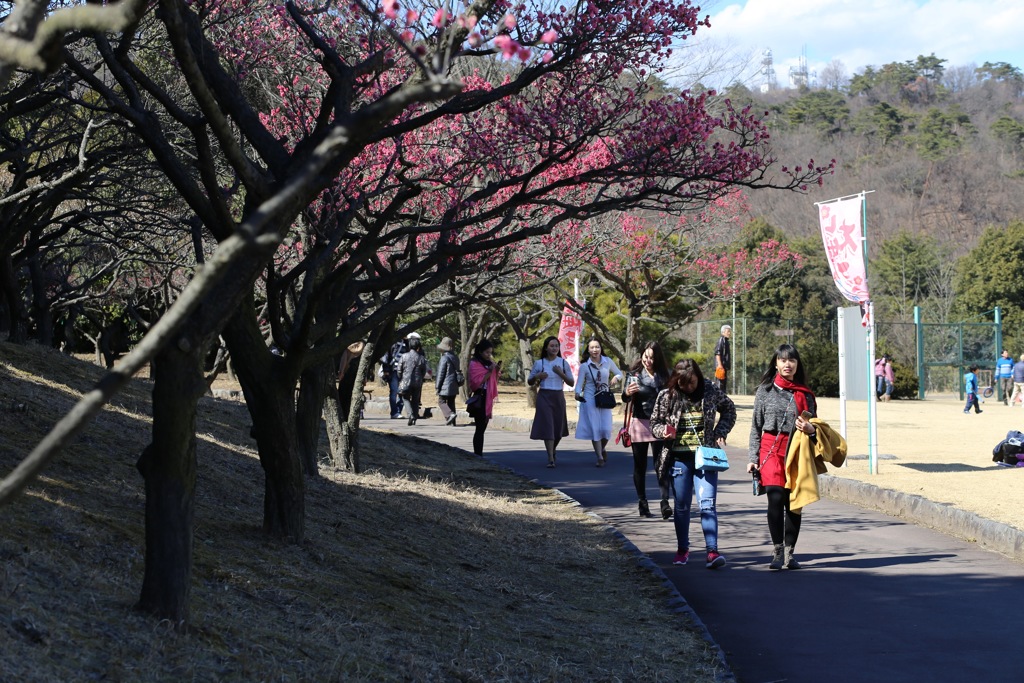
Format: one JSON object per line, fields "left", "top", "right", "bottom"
{"left": 714, "top": 325, "right": 731, "bottom": 394}
{"left": 381, "top": 333, "right": 417, "bottom": 418}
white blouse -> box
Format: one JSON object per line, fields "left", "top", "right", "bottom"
{"left": 528, "top": 357, "right": 573, "bottom": 390}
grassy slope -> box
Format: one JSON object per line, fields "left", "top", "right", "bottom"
{"left": 0, "top": 342, "right": 722, "bottom": 682}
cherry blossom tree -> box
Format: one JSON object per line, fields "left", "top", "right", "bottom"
{"left": 1, "top": 0, "right": 830, "bottom": 626}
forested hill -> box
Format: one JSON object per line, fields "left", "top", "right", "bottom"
{"left": 718, "top": 57, "right": 1024, "bottom": 253}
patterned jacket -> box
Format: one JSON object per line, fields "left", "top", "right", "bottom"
{"left": 649, "top": 381, "right": 736, "bottom": 477}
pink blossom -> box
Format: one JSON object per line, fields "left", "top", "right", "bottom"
{"left": 542, "top": 51, "right": 554, "bottom": 63}
{"left": 405, "top": 9, "right": 419, "bottom": 23}
{"left": 381, "top": 0, "right": 399, "bottom": 20}
{"left": 504, "top": 14, "right": 516, "bottom": 29}
{"left": 541, "top": 29, "right": 558, "bottom": 44}
{"left": 431, "top": 9, "right": 448, "bottom": 27}
{"left": 494, "top": 35, "right": 520, "bottom": 59}
{"left": 468, "top": 32, "right": 483, "bottom": 48}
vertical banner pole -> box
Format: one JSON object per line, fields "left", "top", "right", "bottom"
{"left": 837, "top": 306, "right": 848, "bottom": 439}
{"left": 817, "top": 190, "right": 876, "bottom": 472}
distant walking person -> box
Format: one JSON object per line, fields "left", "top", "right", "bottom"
{"left": 397, "top": 335, "right": 430, "bottom": 425}
{"left": 883, "top": 356, "right": 895, "bottom": 401}
{"left": 1012, "top": 354, "right": 1024, "bottom": 407}
{"left": 874, "top": 354, "right": 894, "bottom": 401}
{"left": 650, "top": 359, "right": 736, "bottom": 569}
{"left": 435, "top": 337, "right": 461, "bottom": 426}
{"left": 527, "top": 336, "right": 574, "bottom": 468}
{"left": 622, "top": 341, "right": 671, "bottom": 519}
{"left": 574, "top": 338, "right": 623, "bottom": 467}
{"left": 963, "top": 364, "right": 982, "bottom": 415}
{"left": 996, "top": 350, "right": 1014, "bottom": 405}
{"left": 713, "top": 325, "right": 731, "bottom": 394}
{"left": 381, "top": 333, "right": 415, "bottom": 418}
{"left": 468, "top": 339, "right": 501, "bottom": 456}
{"left": 747, "top": 343, "right": 817, "bottom": 570}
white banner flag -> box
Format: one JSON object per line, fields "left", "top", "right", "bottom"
{"left": 557, "top": 301, "right": 583, "bottom": 390}
{"left": 818, "top": 195, "right": 869, "bottom": 303}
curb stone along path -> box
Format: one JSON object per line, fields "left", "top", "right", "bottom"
{"left": 367, "top": 398, "right": 1024, "bottom": 563}
{"left": 819, "top": 476, "right": 1024, "bottom": 562}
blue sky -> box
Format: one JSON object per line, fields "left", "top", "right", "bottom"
{"left": 679, "top": 0, "right": 1024, "bottom": 90}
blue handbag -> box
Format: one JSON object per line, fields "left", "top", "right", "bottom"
{"left": 695, "top": 446, "right": 730, "bottom": 472}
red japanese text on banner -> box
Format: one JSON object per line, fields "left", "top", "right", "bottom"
{"left": 818, "top": 196, "right": 869, "bottom": 304}
{"left": 557, "top": 303, "right": 583, "bottom": 389}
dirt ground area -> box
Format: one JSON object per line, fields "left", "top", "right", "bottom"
{"left": 420, "top": 383, "right": 1024, "bottom": 532}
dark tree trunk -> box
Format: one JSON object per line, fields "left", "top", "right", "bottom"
{"left": 221, "top": 300, "right": 305, "bottom": 542}
{"left": 135, "top": 337, "right": 206, "bottom": 626}
{"left": 338, "top": 340, "right": 375, "bottom": 472}
{"left": 296, "top": 360, "right": 332, "bottom": 476}
{"left": 27, "top": 253, "right": 53, "bottom": 347}
{"left": 0, "top": 254, "right": 29, "bottom": 343}
{"left": 323, "top": 380, "right": 346, "bottom": 470}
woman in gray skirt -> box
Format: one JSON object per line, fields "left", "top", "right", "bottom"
{"left": 527, "top": 336, "right": 575, "bottom": 467}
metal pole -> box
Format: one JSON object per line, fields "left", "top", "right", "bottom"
{"left": 837, "top": 306, "right": 848, "bottom": 439}
{"left": 914, "top": 306, "right": 925, "bottom": 400}
{"left": 995, "top": 307, "right": 1003, "bottom": 401}
{"left": 742, "top": 316, "right": 747, "bottom": 395}
{"left": 860, "top": 193, "right": 878, "bottom": 475}
{"left": 731, "top": 298, "right": 737, "bottom": 395}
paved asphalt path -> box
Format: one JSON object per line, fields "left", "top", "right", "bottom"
{"left": 368, "top": 413, "right": 1024, "bottom": 683}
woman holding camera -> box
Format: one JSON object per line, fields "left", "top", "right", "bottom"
{"left": 649, "top": 359, "right": 735, "bottom": 569}
{"left": 574, "top": 338, "right": 623, "bottom": 467}
{"left": 746, "top": 343, "right": 817, "bottom": 570}
{"left": 622, "top": 341, "right": 671, "bottom": 518}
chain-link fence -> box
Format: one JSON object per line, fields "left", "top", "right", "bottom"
{"left": 683, "top": 315, "right": 999, "bottom": 398}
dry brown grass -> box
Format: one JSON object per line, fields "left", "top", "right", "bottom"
{"left": 0, "top": 341, "right": 722, "bottom": 682}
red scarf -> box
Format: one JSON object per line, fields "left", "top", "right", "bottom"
{"left": 773, "top": 376, "right": 815, "bottom": 416}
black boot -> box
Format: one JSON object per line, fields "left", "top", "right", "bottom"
{"left": 660, "top": 499, "right": 672, "bottom": 520}
{"left": 638, "top": 499, "right": 653, "bottom": 518}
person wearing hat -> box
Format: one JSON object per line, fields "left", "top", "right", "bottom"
{"left": 435, "top": 337, "right": 462, "bottom": 426}
{"left": 996, "top": 350, "right": 1014, "bottom": 405}
{"left": 381, "top": 331, "right": 418, "bottom": 418}
{"left": 397, "top": 333, "right": 431, "bottom": 425}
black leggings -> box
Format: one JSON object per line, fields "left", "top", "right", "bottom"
{"left": 766, "top": 486, "right": 802, "bottom": 546}
{"left": 473, "top": 416, "right": 489, "bottom": 455}
{"left": 631, "top": 441, "right": 669, "bottom": 501}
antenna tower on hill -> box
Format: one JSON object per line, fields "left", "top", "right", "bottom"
{"left": 788, "top": 45, "right": 815, "bottom": 89}
{"left": 759, "top": 48, "right": 777, "bottom": 93}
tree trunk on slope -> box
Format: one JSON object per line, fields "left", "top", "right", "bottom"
{"left": 296, "top": 359, "right": 332, "bottom": 477}
{"left": 135, "top": 336, "right": 206, "bottom": 626}
{"left": 337, "top": 340, "right": 375, "bottom": 473}
{"left": 221, "top": 303, "right": 305, "bottom": 542}
{"left": 0, "top": 254, "right": 29, "bottom": 343}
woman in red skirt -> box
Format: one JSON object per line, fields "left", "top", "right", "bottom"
{"left": 746, "top": 344, "right": 817, "bottom": 570}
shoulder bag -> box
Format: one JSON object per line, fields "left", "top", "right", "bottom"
{"left": 689, "top": 400, "right": 729, "bottom": 472}
{"left": 465, "top": 364, "right": 493, "bottom": 417}
{"left": 589, "top": 363, "right": 617, "bottom": 410}
{"left": 615, "top": 398, "right": 633, "bottom": 448}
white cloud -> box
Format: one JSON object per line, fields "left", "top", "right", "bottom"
{"left": 692, "top": 0, "right": 1024, "bottom": 89}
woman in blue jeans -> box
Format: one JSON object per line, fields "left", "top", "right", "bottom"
{"left": 650, "top": 359, "right": 736, "bottom": 569}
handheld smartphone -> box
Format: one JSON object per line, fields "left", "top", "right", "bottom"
{"left": 800, "top": 410, "right": 813, "bottom": 420}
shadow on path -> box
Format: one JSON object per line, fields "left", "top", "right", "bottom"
{"left": 368, "top": 414, "right": 1024, "bottom": 683}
